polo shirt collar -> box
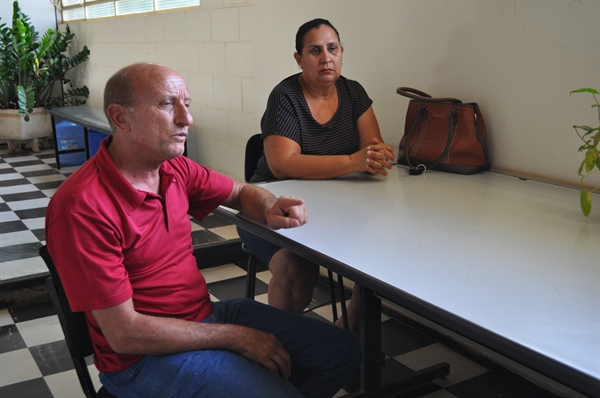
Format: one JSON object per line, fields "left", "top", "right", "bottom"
{"left": 95, "top": 136, "right": 174, "bottom": 214}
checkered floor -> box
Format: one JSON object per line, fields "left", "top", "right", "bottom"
{"left": 0, "top": 145, "right": 560, "bottom": 397}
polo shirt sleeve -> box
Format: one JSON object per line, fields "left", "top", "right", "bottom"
{"left": 175, "top": 157, "right": 234, "bottom": 221}
{"left": 47, "top": 203, "right": 133, "bottom": 313}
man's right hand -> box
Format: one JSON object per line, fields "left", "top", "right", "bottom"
{"left": 266, "top": 195, "right": 308, "bottom": 230}
{"left": 234, "top": 327, "right": 292, "bottom": 379}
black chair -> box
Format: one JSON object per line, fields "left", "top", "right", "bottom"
{"left": 241, "top": 134, "right": 348, "bottom": 327}
{"left": 242, "top": 134, "right": 263, "bottom": 300}
{"left": 39, "top": 246, "right": 115, "bottom": 398}
{"left": 243, "top": 133, "right": 264, "bottom": 184}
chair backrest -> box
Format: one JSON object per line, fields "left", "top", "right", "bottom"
{"left": 244, "top": 134, "right": 263, "bottom": 183}
{"left": 39, "top": 245, "right": 103, "bottom": 398}
{"left": 40, "top": 245, "right": 94, "bottom": 357}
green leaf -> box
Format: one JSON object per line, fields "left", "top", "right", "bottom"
{"left": 580, "top": 190, "right": 592, "bottom": 217}
{"left": 584, "top": 149, "right": 598, "bottom": 173}
{"left": 16, "top": 84, "right": 34, "bottom": 119}
{"left": 574, "top": 125, "right": 594, "bottom": 133}
{"left": 571, "top": 88, "right": 600, "bottom": 95}
{"left": 0, "top": 5, "right": 90, "bottom": 111}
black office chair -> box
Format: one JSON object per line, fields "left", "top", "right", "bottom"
{"left": 241, "top": 134, "right": 348, "bottom": 327}
{"left": 39, "top": 246, "right": 115, "bottom": 398}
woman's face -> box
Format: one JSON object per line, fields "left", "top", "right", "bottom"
{"left": 295, "top": 26, "right": 343, "bottom": 86}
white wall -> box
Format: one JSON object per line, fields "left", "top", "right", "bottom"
{"left": 254, "top": 1, "right": 600, "bottom": 189}
{"left": 55, "top": 0, "right": 599, "bottom": 188}
{"left": 62, "top": 1, "right": 254, "bottom": 179}
{"left": 1, "top": 0, "right": 57, "bottom": 32}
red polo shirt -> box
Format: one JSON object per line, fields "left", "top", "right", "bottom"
{"left": 45, "top": 136, "right": 234, "bottom": 372}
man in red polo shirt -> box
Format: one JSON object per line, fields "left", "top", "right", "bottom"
{"left": 45, "top": 63, "right": 360, "bottom": 397}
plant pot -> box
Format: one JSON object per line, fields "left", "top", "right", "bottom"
{"left": 0, "top": 108, "right": 52, "bottom": 153}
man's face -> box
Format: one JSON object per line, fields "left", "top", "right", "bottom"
{"left": 126, "top": 68, "right": 192, "bottom": 163}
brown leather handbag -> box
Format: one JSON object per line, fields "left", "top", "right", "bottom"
{"left": 396, "top": 87, "right": 490, "bottom": 175}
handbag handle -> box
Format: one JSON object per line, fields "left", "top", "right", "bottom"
{"left": 403, "top": 107, "right": 459, "bottom": 175}
{"left": 397, "top": 87, "right": 463, "bottom": 104}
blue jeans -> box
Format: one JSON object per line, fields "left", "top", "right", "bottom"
{"left": 100, "top": 299, "right": 361, "bottom": 397}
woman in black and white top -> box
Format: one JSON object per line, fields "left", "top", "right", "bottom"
{"left": 239, "top": 18, "right": 396, "bottom": 336}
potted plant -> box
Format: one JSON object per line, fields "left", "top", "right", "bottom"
{"left": 0, "top": 0, "right": 90, "bottom": 153}
{"left": 570, "top": 88, "right": 600, "bottom": 217}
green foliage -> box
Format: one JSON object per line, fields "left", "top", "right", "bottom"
{"left": 570, "top": 88, "right": 600, "bottom": 217}
{"left": 0, "top": 1, "right": 90, "bottom": 121}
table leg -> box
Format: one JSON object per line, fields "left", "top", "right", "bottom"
{"left": 355, "top": 286, "right": 451, "bottom": 398}
{"left": 360, "top": 285, "right": 381, "bottom": 392}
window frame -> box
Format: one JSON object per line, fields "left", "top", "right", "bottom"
{"left": 58, "top": 0, "right": 200, "bottom": 23}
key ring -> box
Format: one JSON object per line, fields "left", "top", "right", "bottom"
{"left": 407, "top": 164, "right": 427, "bottom": 175}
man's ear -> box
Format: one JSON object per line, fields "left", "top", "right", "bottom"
{"left": 106, "top": 104, "right": 131, "bottom": 132}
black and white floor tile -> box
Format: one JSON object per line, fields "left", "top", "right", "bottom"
{"left": 0, "top": 145, "right": 561, "bottom": 397}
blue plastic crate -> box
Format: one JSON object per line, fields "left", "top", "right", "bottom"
{"left": 88, "top": 130, "right": 110, "bottom": 157}
{"left": 55, "top": 121, "right": 86, "bottom": 167}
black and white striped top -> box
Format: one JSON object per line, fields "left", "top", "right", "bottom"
{"left": 251, "top": 73, "right": 373, "bottom": 183}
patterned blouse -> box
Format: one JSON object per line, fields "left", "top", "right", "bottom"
{"left": 251, "top": 73, "right": 373, "bottom": 183}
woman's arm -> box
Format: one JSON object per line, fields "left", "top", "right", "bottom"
{"left": 357, "top": 107, "right": 396, "bottom": 175}
{"left": 264, "top": 135, "right": 360, "bottom": 180}
{"left": 264, "top": 106, "right": 395, "bottom": 180}
{"left": 357, "top": 106, "right": 384, "bottom": 148}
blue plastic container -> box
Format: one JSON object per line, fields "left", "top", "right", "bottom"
{"left": 88, "top": 130, "right": 110, "bottom": 158}
{"left": 55, "top": 121, "right": 86, "bottom": 167}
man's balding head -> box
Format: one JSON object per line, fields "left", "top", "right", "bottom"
{"left": 103, "top": 63, "right": 181, "bottom": 130}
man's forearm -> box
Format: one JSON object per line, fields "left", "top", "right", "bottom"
{"left": 224, "top": 181, "right": 307, "bottom": 230}
{"left": 231, "top": 183, "right": 277, "bottom": 223}
{"left": 92, "top": 299, "right": 251, "bottom": 355}
{"left": 92, "top": 302, "right": 290, "bottom": 376}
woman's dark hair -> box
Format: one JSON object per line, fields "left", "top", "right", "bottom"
{"left": 295, "top": 18, "right": 341, "bottom": 54}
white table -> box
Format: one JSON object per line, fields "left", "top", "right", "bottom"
{"left": 216, "top": 166, "right": 600, "bottom": 396}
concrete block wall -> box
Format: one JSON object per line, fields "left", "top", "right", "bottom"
{"left": 45, "top": 1, "right": 600, "bottom": 189}
{"left": 65, "top": 2, "right": 255, "bottom": 180}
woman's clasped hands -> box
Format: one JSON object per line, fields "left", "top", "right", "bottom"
{"left": 363, "top": 138, "right": 396, "bottom": 176}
